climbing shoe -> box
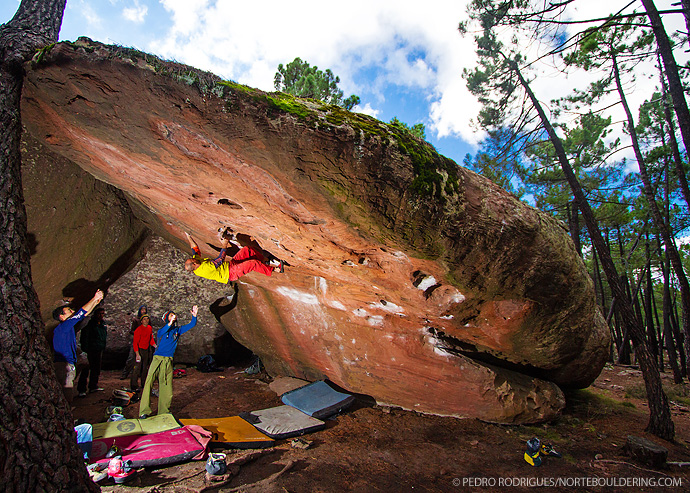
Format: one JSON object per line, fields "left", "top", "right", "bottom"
{"left": 206, "top": 453, "right": 227, "bottom": 476}
{"left": 105, "top": 405, "right": 123, "bottom": 418}
{"left": 87, "top": 463, "right": 108, "bottom": 483}
{"left": 105, "top": 442, "right": 120, "bottom": 459}
{"left": 541, "top": 443, "right": 562, "bottom": 458}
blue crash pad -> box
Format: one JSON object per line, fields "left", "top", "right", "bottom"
{"left": 280, "top": 380, "right": 354, "bottom": 420}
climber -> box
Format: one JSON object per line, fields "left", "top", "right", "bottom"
{"left": 183, "top": 230, "right": 283, "bottom": 284}
{"left": 139, "top": 306, "right": 198, "bottom": 418}
{"left": 52, "top": 289, "right": 104, "bottom": 403}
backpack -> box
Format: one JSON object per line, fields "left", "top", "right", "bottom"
{"left": 197, "top": 354, "right": 223, "bottom": 373}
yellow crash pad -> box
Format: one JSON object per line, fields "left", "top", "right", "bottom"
{"left": 92, "top": 413, "right": 180, "bottom": 439}
{"left": 179, "top": 416, "right": 274, "bottom": 448}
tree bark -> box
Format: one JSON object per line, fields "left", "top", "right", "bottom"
{"left": 657, "top": 56, "right": 690, "bottom": 211}
{"left": 0, "top": 1, "right": 98, "bottom": 490}
{"left": 612, "top": 46, "right": 690, "bottom": 384}
{"left": 566, "top": 200, "right": 582, "bottom": 256}
{"left": 641, "top": 0, "right": 690, "bottom": 167}
{"left": 510, "top": 58, "right": 674, "bottom": 440}
{"left": 643, "top": 243, "right": 658, "bottom": 362}
{"left": 661, "top": 251, "right": 683, "bottom": 383}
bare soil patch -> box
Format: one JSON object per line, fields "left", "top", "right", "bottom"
{"left": 73, "top": 364, "right": 690, "bottom": 492}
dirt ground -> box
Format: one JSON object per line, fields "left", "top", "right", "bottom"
{"left": 73, "top": 363, "right": 690, "bottom": 492}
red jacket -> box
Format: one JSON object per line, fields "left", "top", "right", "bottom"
{"left": 132, "top": 324, "right": 155, "bottom": 352}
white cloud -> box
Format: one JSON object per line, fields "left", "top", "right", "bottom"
{"left": 136, "top": 0, "right": 688, "bottom": 157}
{"left": 356, "top": 103, "right": 381, "bottom": 119}
{"left": 159, "top": 0, "right": 209, "bottom": 37}
{"left": 76, "top": 0, "right": 103, "bottom": 29}
{"left": 122, "top": 1, "right": 148, "bottom": 23}
{"left": 530, "top": 0, "right": 689, "bottom": 170}
{"left": 147, "top": 0, "right": 480, "bottom": 141}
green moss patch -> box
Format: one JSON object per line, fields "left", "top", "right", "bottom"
{"left": 565, "top": 389, "right": 635, "bottom": 420}
{"left": 32, "top": 43, "right": 56, "bottom": 65}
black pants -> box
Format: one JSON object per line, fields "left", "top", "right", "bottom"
{"left": 77, "top": 350, "right": 102, "bottom": 392}
{"left": 121, "top": 342, "right": 135, "bottom": 378}
{"left": 131, "top": 346, "right": 153, "bottom": 390}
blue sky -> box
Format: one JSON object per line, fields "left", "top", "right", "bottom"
{"left": 2, "top": 0, "right": 687, "bottom": 170}
{"left": 1, "top": 0, "right": 480, "bottom": 166}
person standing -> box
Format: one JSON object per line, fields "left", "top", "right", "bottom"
{"left": 77, "top": 307, "right": 108, "bottom": 395}
{"left": 130, "top": 314, "right": 156, "bottom": 391}
{"left": 139, "top": 306, "right": 198, "bottom": 419}
{"left": 52, "top": 289, "right": 104, "bottom": 403}
{"left": 121, "top": 305, "right": 148, "bottom": 379}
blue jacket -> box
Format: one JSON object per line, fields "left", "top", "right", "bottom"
{"left": 53, "top": 308, "right": 87, "bottom": 364}
{"left": 154, "top": 316, "right": 197, "bottom": 357}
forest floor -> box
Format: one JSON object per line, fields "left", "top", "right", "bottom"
{"left": 73, "top": 363, "right": 690, "bottom": 492}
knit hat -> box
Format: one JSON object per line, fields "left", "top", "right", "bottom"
{"left": 162, "top": 311, "right": 175, "bottom": 323}
{"left": 137, "top": 305, "right": 148, "bottom": 318}
{"left": 140, "top": 314, "right": 150, "bottom": 323}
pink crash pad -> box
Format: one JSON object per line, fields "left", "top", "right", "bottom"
{"left": 90, "top": 425, "right": 211, "bottom": 466}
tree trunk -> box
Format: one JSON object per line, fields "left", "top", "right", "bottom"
{"left": 642, "top": 0, "right": 690, "bottom": 166}
{"left": 510, "top": 58, "right": 674, "bottom": 440}
{"left": 659, "top": 236, "right": 688, "bottom": 378}
{"left": 670, "top": 287, "right": 687, "bottom": 378}
{"left": 0, "top": 1, "right": 98, "bottom": 490}
{"left": 593, "top": 242, "right": 609, "bottom": 320}
{"left": 657, "top": 55, "right": 690, "bottom": 211}
{"left": 652, "top": 281, "right": 664, "bottom": 371}
{"left": 662, "top": 254, "right": 683, "bottom": 382}
{"left": 612, "top": 45, "right": 690, "bottom": 389}
{"left": 644, "top": 251, "right": 658, "bottom": 362}
{"left": 567, "top": 200, "right": 582, "bottom": 256}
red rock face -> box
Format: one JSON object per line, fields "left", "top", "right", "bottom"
{"left": 20, "top": 40, "right": 609, "bottom": 423}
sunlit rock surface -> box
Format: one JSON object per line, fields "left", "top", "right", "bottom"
{"left": 21, "top": 39, "right": 609, "bottom": 423}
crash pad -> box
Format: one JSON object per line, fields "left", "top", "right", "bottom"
{"left": 281, "top": 380, "right": 354, "bottom": 419}
{"left": 241, "top": 405, "right": 325, "bottom": 439}
{"left": 90, "top": 425, "right": 211, "bottom": 466}
{"left": 92, "top": 413, "right": 180, "bottom": 439}
{"left": 268, "top": 376, "right": 310, "bottom": 396}
{"left": 179, "top": 416, "right": 274, "bottom": 448}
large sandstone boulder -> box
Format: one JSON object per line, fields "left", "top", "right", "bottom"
{"left": 20, "top": 39, "right": 610, "bottom": 423}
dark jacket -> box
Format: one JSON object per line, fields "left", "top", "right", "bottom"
{"left": 80, "top": 317, "right": 107, "bottom": 352}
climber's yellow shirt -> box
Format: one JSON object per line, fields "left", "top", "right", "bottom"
{"left": 193, "top": 256, "right": 229, "bottom": 284}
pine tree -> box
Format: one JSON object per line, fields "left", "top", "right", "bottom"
{"left": 461, "top": 0, "right": 674, "bottom": 440}
{"left": 0, "top": 1, "right": 99, "bottom": 489}
{"left": 274, "top": 57, "right": 360, "bottom": 110}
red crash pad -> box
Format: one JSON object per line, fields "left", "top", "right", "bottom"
{"left": 90, "top": 425, "right": 211, "bottom": 467}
